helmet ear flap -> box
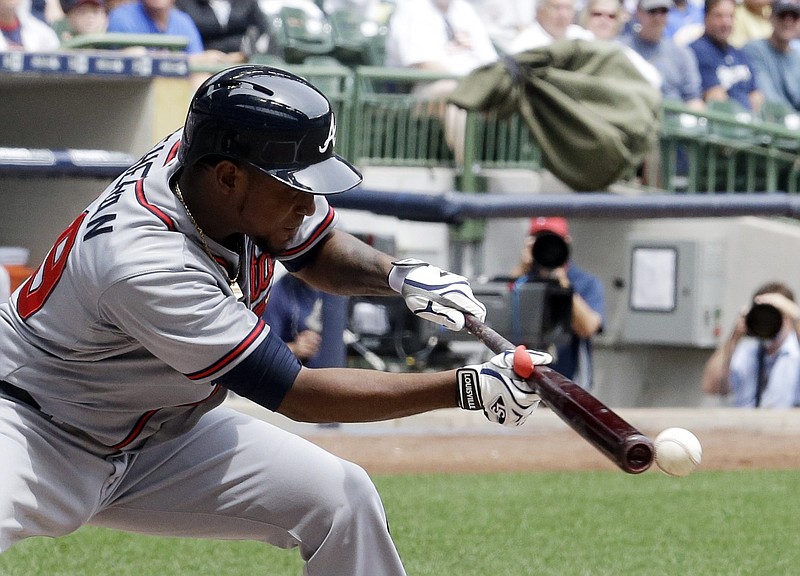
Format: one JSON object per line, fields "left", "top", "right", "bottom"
{"left": 178, "top": 65, "right": 361, "bottom": 195}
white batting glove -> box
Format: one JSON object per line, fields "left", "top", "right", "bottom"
{"left": 388, "top": 258, "right": 487, "bottom": 331}
{"left": 456, "top": 349, "right": 552, "bottom": 427}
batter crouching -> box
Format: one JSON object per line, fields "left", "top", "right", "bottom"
{"left": 0, "top": 66, "right": 552, "bottom": 574}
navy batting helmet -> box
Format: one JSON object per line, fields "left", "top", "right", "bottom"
{"left": 179, "top": 65, "right": 362, "bottom": 195}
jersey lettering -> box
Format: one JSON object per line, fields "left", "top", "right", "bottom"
{"left": 95, "top": 186, "right": 125, "bottom": 213}
{"left": 83, "top": 213, "right": 117, "bottom": 241}
{"left": 84, "top": 142, "right": 167, "bottom": 239}
{"left": 249, "top": 253, "right": 273, "bottom": 301}
{"left": 17, "top": 212, "right": 88, "bottom": 320}
{"left": 118, "top": 145, "right": 163, "bottom": 181}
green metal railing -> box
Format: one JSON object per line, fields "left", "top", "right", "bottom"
{"left": 660, "top": 101, "right": 800, "bottom": 194}
{"left": 190, "top": 61, "right": 800, "bottom": 194}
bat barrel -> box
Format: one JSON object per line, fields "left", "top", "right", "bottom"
{"left": 619, "top": 434, "right": 654, "bottom": 474}
{"left": 464, "top": 315, "right": 655, "bottom": 475}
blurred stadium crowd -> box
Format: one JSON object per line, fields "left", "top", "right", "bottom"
{"left": 1, "top": 0, "right": 798, "bottom": 117}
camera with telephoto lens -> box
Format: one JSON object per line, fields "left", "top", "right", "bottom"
{"left": 745, "top": 303, "right": 783, "bottom": 339}
{"left": 531, "top": 232, "right": 570, "bottom": 271}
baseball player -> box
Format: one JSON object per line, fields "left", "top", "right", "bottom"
{"left": 0, "top": 65, "right": 552, "bottom": 575}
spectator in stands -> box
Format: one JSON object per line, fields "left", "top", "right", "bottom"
{"left": 664, "top": 0, "right": 704, "bottom": 41}
{"left": 470, "top": 0, "right": 536, "bottom": 53}
{"left": 580, "top": 0, "right": 628, "bottom": 40}
{"left": 620, "top": 0, "right": 705, "bottom": 108}
{"left": 261, "top": 272, "right": 352, "bottom": 370}
{"left": 106, "top": 0, "right": 204, "bottom": 55}
{"left": 742, "top": 0, "right": 800, "bottom": 111}
{"left": 23, "top": 0, "right": 65, "bottom": 23}
{"left": 0, "top": 0, "right": 60, "bottom": 49}
{"left": 262, "top": 273, "right": 326, "bottom": 366}
{"left": 730, "top": 0, "right": 773, "bottom": 47}
{"left": 508, "top": 0, "right": 594, "bottom": 53}
{"left": 702, "top": 282, "right": 800, "bottom": 408}
{"left": 581, "top": 0, "right": 664, "bottom": 87}
{"left": 175, "top": 0, "right": 268, "bottom": 64}
{"left": 53, "top": 0, "right": 107, "bottom": 43}
{"left": 689, "top": 0, "right": 764, "bottom": 112}
{"left": 511, "top": 217, "right": 605, "bottom": 390}
{"left": 385, "top": 0, "right": 497, "bottom": 76}
{"left": 385, "top": 0, "right": 497, "bottom": 162}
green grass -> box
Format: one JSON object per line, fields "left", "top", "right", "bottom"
{"left": 1, "top": 469, "right": 798, "bottom": 575}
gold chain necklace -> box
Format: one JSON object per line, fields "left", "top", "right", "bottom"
{"left": 173, "top": 181, "right": 240, "bottom": 286}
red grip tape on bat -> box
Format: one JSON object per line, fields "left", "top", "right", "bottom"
{"left": 513, "top": 345, "right": 535, "bottom": 379}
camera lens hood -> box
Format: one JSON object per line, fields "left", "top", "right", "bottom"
{"left": 745, "top": 303, "right": 783, "bottom": 340}
{"left": 532, "top": 233, "right": 570, "bottom": 270}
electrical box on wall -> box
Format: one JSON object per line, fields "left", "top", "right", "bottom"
{"left": 623, "top": 238, "right": 724, "bottom": 347}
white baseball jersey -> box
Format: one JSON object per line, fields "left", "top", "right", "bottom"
{"left": 0, "top": 129, "right": 336, "bottom": 452}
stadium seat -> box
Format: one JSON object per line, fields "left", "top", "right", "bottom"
{"left": 327, "top": 7, "right": 389, "bottom": 66}
{"left": 258, "top": 0, "right": 335, "bottom": 64}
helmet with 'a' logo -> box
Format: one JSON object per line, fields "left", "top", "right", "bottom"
{"left": 179, "top": 65, "right": 362, "bottom": 195}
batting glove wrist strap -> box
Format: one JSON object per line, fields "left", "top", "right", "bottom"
{"left": 456, "top": 368, "right": 483, "bottom": 411}
{"left": 389, "top": 258, "right": 487, "bottom": 332}
{"left": 459, "top": 350, "right": 551, "bottom": 427}
{"left": 387, "top": 258, "right": 428, "bottom": 293}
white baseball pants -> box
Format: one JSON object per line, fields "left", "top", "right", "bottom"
{"left": 0, "top": 397, "right": 407, "bottom": 575}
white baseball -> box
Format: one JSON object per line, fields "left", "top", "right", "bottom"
{"left": 654, "top": 427, "right": 702, "bottom": 477}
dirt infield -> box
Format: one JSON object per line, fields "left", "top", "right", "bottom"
{"left": 304, "top": 428, "right": 800, "bottom": 475}
{"left": 227, "top": 400, "right": 800, "bottom": 475}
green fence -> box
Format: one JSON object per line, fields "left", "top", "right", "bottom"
{"left": 660, "top": 100, "right": 800, "bottom": 194}
{"left": 348, "top": 67, "right": 542, "bottom": 175}
{"left": 192, "top": 61, "right": 800, "bottom": 194}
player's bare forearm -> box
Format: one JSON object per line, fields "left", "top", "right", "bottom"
{"left": 295, "top": 230, "right": 396, "bottom": 296}
{"left": 277, "top": 367, "right": 459, "bottom": 423}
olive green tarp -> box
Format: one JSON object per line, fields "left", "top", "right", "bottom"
{"left": 448, "top": 39, "right": 663, "bottom": 191}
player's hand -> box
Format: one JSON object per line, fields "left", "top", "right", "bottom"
{"left": 388, "top": 258, "right": 487, "bottom": 331}
{"left": 456, "top": 349, "right": 552, "bottom": 427}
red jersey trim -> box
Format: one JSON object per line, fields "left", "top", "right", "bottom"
{"left": 165, "top": 139, "right": 181, "bottom": 164}
{"left": 186, "top": 320, "right": 267, "bottom": 381}
{"left": 136, "top": 178, "right": 176, "bottom": 231}
{"left": 108, "top": 384, "right": 223, "bottom": 451}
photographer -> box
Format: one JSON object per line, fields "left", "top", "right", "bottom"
{"left": 702, "top": 282, "right": 800, "bottom": 408}
{"left": 512, "top": 217, "right": 605, "bottom": 389}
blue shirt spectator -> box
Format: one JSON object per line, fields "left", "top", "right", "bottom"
{"left": 689, "top": 0, "right": 764, "bottom": 111}
{"left": 742, "top": 0, "right": 800, "bottom": 112}
{"left": 542, "top": 264, "right": 605, "bottom": 388}
{"left": 106, "top": 0, "right": 204, "bottom": 53}
{"left": 620, "top": 0, "right": 704, "bottom": 107}
{"left": 514, "top": 217, "right": 605, "bottom": 390}
{"left": 262, "top": 273, "right": 347, "bottom": 369}
{"left": 665, "top": 0, "right": 704, "bottom": 39}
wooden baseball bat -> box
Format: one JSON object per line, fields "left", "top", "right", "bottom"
{"left": 464, "top": 315, "right": 654, "bottom": 474}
